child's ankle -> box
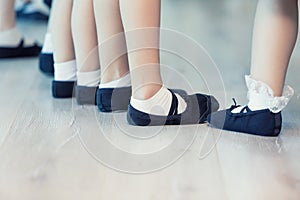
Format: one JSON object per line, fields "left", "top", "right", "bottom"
{"left": 132, "top": 84, "right": 162, "bottom": 100}
{"left": 99, "top": 72, "right": 131, "bottom": 89}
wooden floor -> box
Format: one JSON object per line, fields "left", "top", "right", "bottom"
{"left": 1, "top": 0, "right": 300, "bottom": 199}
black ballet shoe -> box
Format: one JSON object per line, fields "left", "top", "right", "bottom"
{"left": 96, "top": 87, "right": 132, "bottom": 112}
{"left": 127, "top": 89, "right": 219, "bottom": 126}
{"left": 52, "top": 80, "right": 76, "bottom": 98}
{"left": 39, "top": 53, "right": 54, "bottom": 75}
{"left": 207, "top": 99, "right": 282, "bottom": 137}
{"left": 96, "top": 87, "right": 189, "bottom": 113}
{"left": 76, "top": 85, "right": 98, "bottom": 105}
{"left": 0, "top": 39, "right": 41, "bottom": 58}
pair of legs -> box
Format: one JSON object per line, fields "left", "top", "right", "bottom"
{"left": 95, "top": 0, "right": 218, "bottom": 125}
{"left": 208, "top": 0, "right": 298, "bottom": 136}
{"left": 50, "top": 0, "right": 101, "bottom": 100}
{"left": 95, "top": 0, "right": 162, "bottom": 100}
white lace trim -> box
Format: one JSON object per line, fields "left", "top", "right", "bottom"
{"left": 245, "top": 75, "right": 294, "bottom": 113}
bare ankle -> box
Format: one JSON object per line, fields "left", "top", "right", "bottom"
{"left": 133, "top": 84, "right": 162, "bottom": 100}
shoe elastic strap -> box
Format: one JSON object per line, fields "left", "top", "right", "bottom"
{"left": 168, "top": 89, "right": 178, "bottom": 116}
{"left": 240, "top": 106, "right": 251, "bottom": 113}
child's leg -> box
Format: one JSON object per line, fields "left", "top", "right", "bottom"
{"left": 39, "top": 7, "right": 54, "bottom": 75}
{"left": 0, "top": 0, "right": 41, "bottom": 58}
{"left": 72, "top": 0, "right": 100, "bottom": 104}
{"left": 208, "top": 0, "right": 297, "bottom": 136}
{"left": 119, "top": 0, "right": 162, "bottom": 100}
{"left": 237, "top": 0, "right": 297, "bottom": 112}
{"left": 251, "top": 0, "right": 298, "bottom": 96}
{"left": 93, "top": 0, "right": 132, "bottom": 111}
{"left": 94, "top": 0, "right": 219, "bottom": 124}
{"left": 93, "top": 0, "right": 130, "bottom": 84}
{"left": 95, "top": 0, "right": 184, "bottom": 115}
{"left": 72, "top": 0, "right": 100, "bottom": 77}
{"left": 51, "top": 0, "right": 75, "bottom": 64}
{"left": 0, "top": 0, "right": 15, "bottom": 31}
{"left": 42, "top": 7, "right": 53, "bottom": 55}
{"left": 119, "top": 0, "right": 219, "bottom": 125}
{"left": 51, "top": 0, "right": 76, "bottom": 98}
{"left": 120, "top": 0, "right": 189, "bottom": 117}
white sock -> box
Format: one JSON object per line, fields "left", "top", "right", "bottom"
{"left": 77, "top": 69, "right": 101, "bottom": 87}
{"left": 54, "top": 60, "right": 77, "bottom": 81}
{"left": 232, "top": 75, "right": 294, "bottom": 113}
{"left": 99, "top": 73, "right": 131, "bottom": 89}
{"left": 232, "top": 93, "right": 273, "bottom": 113}
{"left": 41, "top": 33, "right": 53, "bottom": 54}
{"left": 15, "top": 0, "right": 26, "bottom": 12}
{"left": 0, "top": 27, "right": 34, "bottom": 47}
{"left": 22, "top": 0, "right": 50, "bottom": 16}
{"left": 130, "top": 86, "right": 187, "bottom": 116}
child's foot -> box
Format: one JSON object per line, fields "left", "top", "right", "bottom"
{"left": 0, "top": 27, "right": 41, "bottom": 58}
{"left": 39, "top": 33, "right": 54, "bottom": 75}
{"left": 127, "top": 87, "right": 219, "bottom": 126}
{"left": 52, "top": 60, "right": 77, "bottom": 98}
{"left": 207, "top": 99, "right": 282, "bottom": 137}
{"left": 75, "top": 69, "right": 101, "bottom": 105}
{"left": 207, "top": 75, "right": 294, "bottom": 137}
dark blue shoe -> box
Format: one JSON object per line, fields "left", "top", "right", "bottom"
{"left": 0, "top": 39, "right": 41, "bottom": 58}
{"left": 96, "top": 87, "right": 132, "bottom": 112}
{"left": 127, "top": 89, "right": 219, "bottom": 126}
{"left": 76, "top": 85, "right": 98, "bottom": 105}
{"left": 52, "top": 80, "right": 76, "bottom": 98}
{"left": 96, "top": 88, "right": 189, "bottom": 113}
{"left": 39, "top": 53, "right": 54, "bottom": 76}
{"left": 207, "top": 99, "right": 282, "bottom": 137}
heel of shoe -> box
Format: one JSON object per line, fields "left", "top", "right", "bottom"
{"left": 210, "top": 96, "right": 220, "bottom": 113}
{"left": 199, "top": 95, "right": 219, "bottom": 123}
{"left": 96, "top": 87, "right": 131, "bottom": 112}
{"left": 52, "top": 81, "right": 76, "bottom": 98}
{"left": 75, "top": 86, "right": 97, "bottom": 105}
{"left": 273, "top": 112, "right": 282, "bottom": 136}
{"left": 39, "top": 53, "right": 54, "bottom": 75}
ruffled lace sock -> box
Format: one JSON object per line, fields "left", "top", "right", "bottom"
{"left": 232, "top": 75, "right": 294, "bottom": 113}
